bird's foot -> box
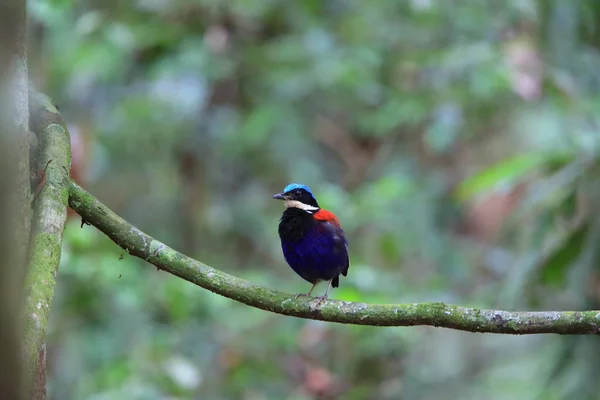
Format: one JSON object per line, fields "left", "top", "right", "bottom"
{"left": 312, "top": 294, "right": 329, "bottom": 305}
{"left": 293, "top": 293, "right": 310, "bottom": 300}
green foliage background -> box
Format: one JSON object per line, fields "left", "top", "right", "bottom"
{"left": 30, "top": 0, "right": 600, "bottom": 399}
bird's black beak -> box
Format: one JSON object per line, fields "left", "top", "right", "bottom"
{"left": 272, "top": 192, "right": 288, "bottom": 200}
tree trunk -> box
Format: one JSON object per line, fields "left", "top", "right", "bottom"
{"left": 0, "top": 137, "right": 26, "bottom": 400}
{"left": 0, "top": 0, "right": 34, "bottom": 399}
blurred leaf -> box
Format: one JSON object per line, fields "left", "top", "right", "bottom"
{"left": 379, "top": 233, "right": 402, "bottom": 263}
{"left": 64, "top": 221, "right": 97, "bottom": 250}
{"left": 455, "top": 152, "right": 553, "bottom": 201}
{"left": 361, "top": 96, "right": 429, "bottom": 135}
{"left": 425, "top": 103, "right": 462, "bottom": 154}
{"left": 235, "top": 104, "right": 282, "bottom": 149}
{"left": 538, "top": 222, "right": 589, "bottom": 287}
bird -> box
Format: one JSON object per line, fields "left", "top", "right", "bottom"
{"left": 273, "top": 183, "right": 349, "bottom": 301}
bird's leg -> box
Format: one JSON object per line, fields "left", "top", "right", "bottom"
{"left": 313, "top": 279, "right": 332, "bottom": 304}
{"left": 294, "top": 282, "right": 318, "bottom": 300}
{"left": 307, "top": 282, "right": 319, "bottom": 297}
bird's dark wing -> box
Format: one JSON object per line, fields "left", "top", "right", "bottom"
{"left": 313, "top": 210, "right": 349, "bottom": 277}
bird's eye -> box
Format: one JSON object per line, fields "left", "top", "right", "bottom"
{"left": 294, "top": 190, "right": 301, "bottom": 196}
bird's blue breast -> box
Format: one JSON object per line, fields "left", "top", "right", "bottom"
{"left": 280, "top": 223, "right": 348, "bottom": 284}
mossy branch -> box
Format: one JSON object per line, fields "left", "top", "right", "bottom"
{"left": 24, "top": 90, "right": 71, "bottom": 390}
{"left": 67, "top": 182, "right": 600, "bottom": 335}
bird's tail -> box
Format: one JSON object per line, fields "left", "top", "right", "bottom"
{"left": 332, "top": 276, "right": 339, "bottom": 288}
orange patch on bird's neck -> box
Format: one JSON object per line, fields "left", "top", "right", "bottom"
{"left": 313, "top": 209, "right": 341, "bottom": 226}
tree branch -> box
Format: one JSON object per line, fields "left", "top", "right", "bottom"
{"left": 24, "top": 89, "right": 71, "bottom": 396}
{"left": 67, "top": 182, "right": 600, "bottom": 335}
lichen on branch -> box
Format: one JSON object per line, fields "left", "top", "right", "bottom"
{"left": 67, "top": 181, "right": 600, "bottom": 335}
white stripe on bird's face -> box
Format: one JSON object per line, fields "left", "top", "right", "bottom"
{"left": 284, "top": 199, "right": 319, "bottom": 213}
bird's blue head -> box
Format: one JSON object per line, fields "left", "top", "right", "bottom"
{"left": 273, "top": 183, "right": 319, "bottom": 210}
{"left": 283, "top": 183, "right": 313, "bottom": 196}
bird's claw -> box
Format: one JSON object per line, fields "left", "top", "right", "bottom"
{"left": 293, "top": 293, "right": 310, "bottom": 300}
{"left": 312, "top": 294, "right": 328, "bottom": 305}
